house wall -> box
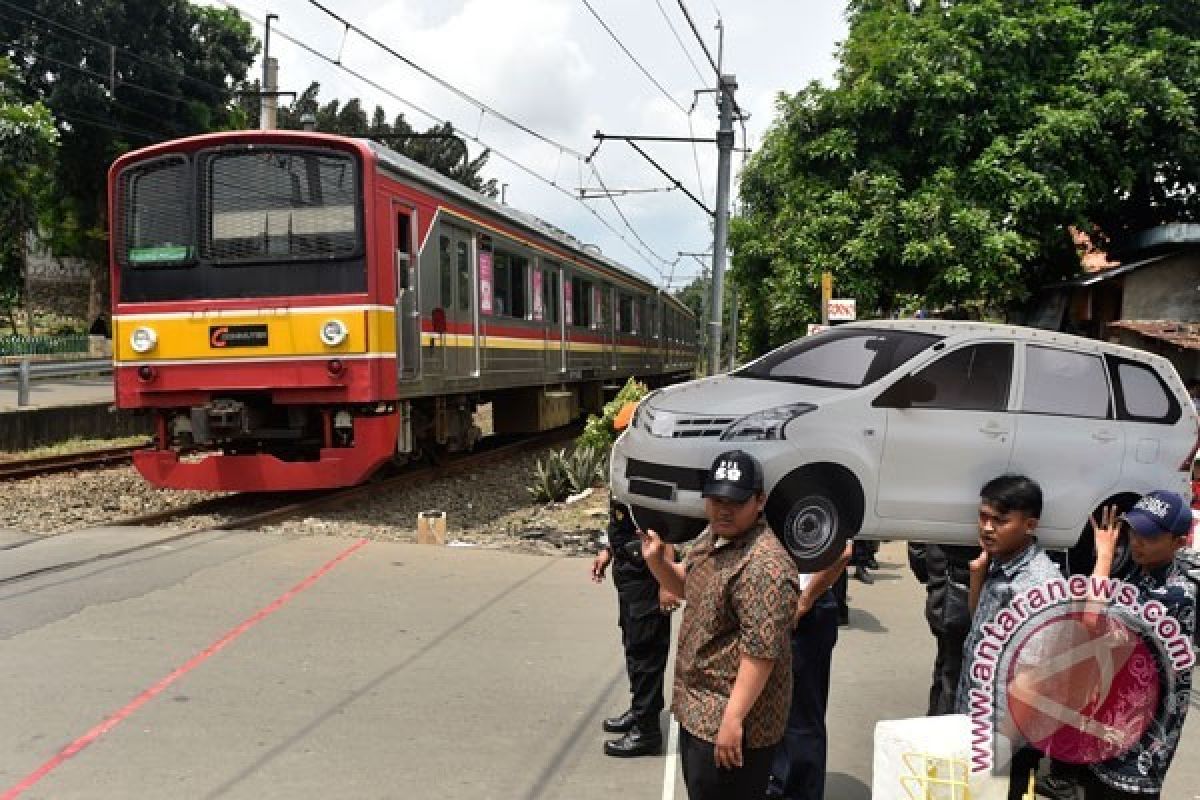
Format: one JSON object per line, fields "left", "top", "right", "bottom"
{"left": 1121, "top": 251, "right": 1200, "bottom": 321}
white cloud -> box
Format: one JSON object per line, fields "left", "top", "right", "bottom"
{"left": 197, "top": 0, "right": 847, "bottom": 283}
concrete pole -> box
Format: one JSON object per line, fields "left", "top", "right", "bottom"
{"left": 260, "top": 14, "right": 279, "bottom": 130}
{"left": 17, "top": 359, "right": 30, "bottom": 407}
{"left": 728, "top": 286, "right": 738, "bottom": 371}
{"left": 707, "top": 73, "right": 736, "bottom": 376}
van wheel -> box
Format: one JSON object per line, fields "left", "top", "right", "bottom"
{"left": 768, "top": 483, "right": 847, "bottom": 572}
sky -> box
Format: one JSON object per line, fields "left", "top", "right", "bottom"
{"left": 197, "top": 0, "right": 848, "bottom": 288}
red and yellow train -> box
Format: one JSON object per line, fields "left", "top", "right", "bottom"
{"left": 109, "top": 130, "right": 697, "bottom": 491}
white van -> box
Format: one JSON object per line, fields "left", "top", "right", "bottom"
{"left": 611, "top": 320, "right": 1199, "bottom": 571}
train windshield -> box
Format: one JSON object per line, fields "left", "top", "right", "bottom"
{"left": 202, "top": 149, "right": 360, "bottom": 263}
{"left": 116, "top": 146, "right": 367, "bottom": 301}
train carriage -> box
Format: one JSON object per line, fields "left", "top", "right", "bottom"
{"left": 110, "top": 130, "right": 696, "bottom": 491}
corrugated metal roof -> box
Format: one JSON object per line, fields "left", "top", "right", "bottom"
{"left": 1045, "top": 254, "right": 1171, "bottom": 288}
{"left": 1108, "top": 320, "right": 1200, "bottom": 351}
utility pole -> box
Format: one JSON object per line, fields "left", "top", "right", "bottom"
{"left": 708, "top": 72, "right": 736, "bottom": 376}
{"left": 260, "top": 13, "right": 279, "bottom": 130}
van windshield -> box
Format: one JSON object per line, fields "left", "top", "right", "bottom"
{"left": 735, "top": 329, "right": 941, "bottom": 388}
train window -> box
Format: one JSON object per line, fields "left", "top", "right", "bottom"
{"left": 572, "top": 277, "right": 592, "bottom": 328}
{"left": 456, "top": 241, "right": 470, "bottom": 311}
{"left": 618, "top": 293, "right": 634, "bottom": 334}
{"left": 493, "top": 250, "right": 529, "bottom": 319}
{"left": 201, "top": 148, "right": 360, "bottom": 264}
{"left": 596, "top": 285, "right": 610, "bottom": 331}
{"left": 439, "top": 235, "right": 453, "bottom": 308}
{"left": 542, "top": 265, "right": 560, "bottom": 324}
{"left": 118, "top": 156, "right": 194, "bottom": 268}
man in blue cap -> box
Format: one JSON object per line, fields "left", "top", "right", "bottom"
{"left": 1083, "top": 490, "right": 1197, "bottom": 799}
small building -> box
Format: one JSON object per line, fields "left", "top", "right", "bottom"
{"left": 1025, "top": 224, "right": 1199, "bottom": 382}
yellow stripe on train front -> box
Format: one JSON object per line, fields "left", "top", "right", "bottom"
{"left": 113, "top": 308, "right": 395, "bottom": 362}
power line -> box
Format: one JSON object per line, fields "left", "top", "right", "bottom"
{"left": 217, "top": 2, "right": 675, "bottom": 278}
{"left": 655, "top": 0, "right": 709, "bottom": 86}
{"left": 580, "top": 0, "right": 687, "bottom": 116}
{"left": 304, "top": 0, "right": 586, "bottom": 160}
{"left": 676, "top": 0, "right": 719, "bottom": 77}
{"left": 0, "top": 0, "right": 235, "bottom": 100}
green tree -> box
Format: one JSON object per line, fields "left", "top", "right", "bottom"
{"left": 0, "top": 58, "right": 58, "bottom": 335}
{"left": 731, "top": 0, "right": 1200, "bottom": 351}
{"left": 269, "top": 81, "right": 498, "bottom": 198}
{"left": 0, "top": 1, "right": 259, "bottom": 320}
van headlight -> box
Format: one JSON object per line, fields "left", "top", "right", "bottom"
{"left": 721, "top": 403, "right": 816, "bottom": 441}
{"left": 320, "top": 319, "right": 348, "bottom": 347}
{"left": 130, "top": 326, "right": 158, "bottom": 354}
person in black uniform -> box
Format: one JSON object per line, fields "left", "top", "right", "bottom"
{"left": 591, "top": 499, "right": 679, "bottom": 757}
{"left": 907, "top": 542, "right": 980, "bottom": 715}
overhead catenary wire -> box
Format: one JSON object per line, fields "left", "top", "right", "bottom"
{"left": 580, "top": 0, "right": 688, "bottom": 116}
{"left": 216, "top": 1, "right": 676, "bottom": 278}
{"left": 0, "top": 0, "right": 236, "bottom": 100}
{"left": 304, "top": 0, "right": 586, "bottom": 161}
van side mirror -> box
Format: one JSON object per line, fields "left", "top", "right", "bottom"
{"left": 875, "top": 375, "right": 936, "bottom": 409}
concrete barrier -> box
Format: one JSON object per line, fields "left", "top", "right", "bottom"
{"left": 0, "top": 403, "right": 151, "bottom": 451}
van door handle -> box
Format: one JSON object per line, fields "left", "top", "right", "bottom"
{"left": 1092, "top": 430, "right": 1118, "bottom": 443}
{"left": 979, "top": 422, "right": 1009, "bottom": 436}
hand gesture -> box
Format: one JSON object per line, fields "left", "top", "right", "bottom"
{"left": 591, "top": 548, "right": 611, "bottom": 583}
{"left": 714, "top": 714, "right": 744, "bottom": 769}
{"left": 658, "top": 586, "right": 682, "bottom": 613}
{"left": 637, "top": 529, "right": 665, "bottom": 564}
{"left": 793, "top": 593, "right": 815, "bottom": 626}
{"left": 969, "top": 547, "right": 990, "bottom": 574}
{"left": 1090, "top": 504, "right": 1122, "bottom": 561}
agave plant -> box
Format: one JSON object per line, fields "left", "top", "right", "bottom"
{"left": 565, "top": 444, "right": 608, "bottom": 493}
{"left": 528, "top": 448, "right": 571, "bottom": 503}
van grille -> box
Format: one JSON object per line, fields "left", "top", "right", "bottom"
{"left": 643, "top": 408, "right": 735, "bottom": 438}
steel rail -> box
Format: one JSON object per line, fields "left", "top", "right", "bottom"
{"left": 0, "top": 426, "right": 579, "bottom": 587}
{"left": 0, "top": 443, "right": 148, "bottom": 482}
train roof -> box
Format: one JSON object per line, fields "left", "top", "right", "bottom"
{"left": 362, "top": 139, "right": 691, "bottom": 315}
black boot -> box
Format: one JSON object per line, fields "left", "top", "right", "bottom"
{"left": 602, "top": 709, "right": 637, "bottom": 734}
{"left": 603, "top": 722, "right": 663, "bottom": 757}
{"left": 853, "top": 565, "right": 874, "bottom": 584}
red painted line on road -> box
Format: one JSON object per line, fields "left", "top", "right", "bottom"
{"left": 2, "top": 538, "right": 370, "bottom": 800}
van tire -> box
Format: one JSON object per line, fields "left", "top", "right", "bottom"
{"left": 769, "top": 482, "right": 847, "bottom": 572}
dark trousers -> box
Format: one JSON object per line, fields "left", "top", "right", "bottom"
{"left": 679, "top": 726, "right": 774, "bottom": 800}
{"left": 927, "top": 629, "right": 967, "bottom": 716}
{"left": 1079, "top": 768, "right": 1157, "bottom": 800}
{"left": 832, "top": 570, "right": 848, "bottom": 615}
{"left": 614, "top": 561, "right": 671, "bottom": 727}
{"left": 768, "top": 595, "right": 838, "bottom": 800}
{"left": 1008, "top": 747, "right": 1042, "bottom": 800}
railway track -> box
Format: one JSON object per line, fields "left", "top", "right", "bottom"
{"left": 0, "top": 443, "right": 148, "bottom": 482}
{"left": 0, "top": 425, "right": 579, "bottom": 587}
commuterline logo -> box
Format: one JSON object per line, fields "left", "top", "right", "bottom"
{"left": 967, "top": 575, "right": 1194, "bottom": 774}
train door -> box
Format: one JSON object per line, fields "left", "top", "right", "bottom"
{"left": 393, "top": 204, "right": 420, "bottom": 380}
{"left": 443, "top": 224, "right": 478, "bottom": 379}
{"left": 541, "top": 261, "right": 564, "bottom": 374}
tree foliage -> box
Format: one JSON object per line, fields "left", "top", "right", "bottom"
{"left": 731, "top": 0, "right": 1200, "bottom": 352}
{"left": 259, "top": 81, "right": 498, "bottom": 198}
{"left": 0, "top": 0, "right": 259, "bottom": 313}
{"left": 0, "top": 57, "right": 58, "bottom": 333}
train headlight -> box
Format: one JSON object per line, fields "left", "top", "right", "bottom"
{"left": 320, "top": 319, "right": 348, "bottom": 347}
{"left": 130, "top": 326, "right": 158, "bottom": 354}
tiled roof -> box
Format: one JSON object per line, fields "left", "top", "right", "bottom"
{"left": 1108, "top": 320, "right": 1200, "bottom": 351}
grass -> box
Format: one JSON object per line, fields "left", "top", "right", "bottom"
{"left": 0, "top": 435, "right": 151, "bottom": 461}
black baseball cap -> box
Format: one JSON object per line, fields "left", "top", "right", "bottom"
{"left": 702, "top": 450, "right": 764, "bottom": 503}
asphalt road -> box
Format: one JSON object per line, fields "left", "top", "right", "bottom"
{"left": 1, "top": 532, "right": 1197, "bottom": 799}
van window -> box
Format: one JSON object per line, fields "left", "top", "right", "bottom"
{"left": 737, "top": 329, "right": 941, "bottom": 389}
{"left": 1022, "top": 346, "right": 1109, "bottom": 418}
{"left": 909, "top": 344, "right": 1013, "bottom": 411}
{"left": 1106, "top": 356, "right": 1181, "bottom": 424}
